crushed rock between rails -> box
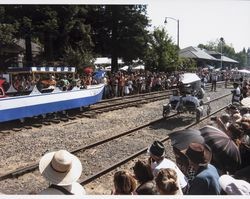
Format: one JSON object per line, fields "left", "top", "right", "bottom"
{"left": 0, "top": 87, "right": 232, "bottom": 194}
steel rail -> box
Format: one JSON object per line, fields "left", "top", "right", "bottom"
{"left": 79, "top": 102, "right": 230, "bottom": 186}
{"left": 77, "top": 92, "right": 231, "bottom": 185}
{"left": 0, "top": 91, "right": 231, "bottom": 181}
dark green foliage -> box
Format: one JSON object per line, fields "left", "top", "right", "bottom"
{"left": 86, "top": 5, "right": 150, "bottom": 72}
{"left": 144, "top": 27, "right": 179, "bottom": 72}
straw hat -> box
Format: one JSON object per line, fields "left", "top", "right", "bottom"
{"left": 182, "top": 143, "right": 212, "bottom": 166}
{"left": 241, "top": 97, "right": 250, "bottom": 108}
{"left": 39, "top": 150, "right": 82, "bottom": 186}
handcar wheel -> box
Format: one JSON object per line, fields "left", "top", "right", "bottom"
{"left": 163, "top": 105, "right": 171, "bottom": 118}
{"left": 207, "top": 105, "right": 211, "bottom": 115}
{"left": 196, "top": 109, "right": 201, "bottom": 122}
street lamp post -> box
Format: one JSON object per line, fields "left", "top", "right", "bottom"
{"left": 220, "top": 37, "right": 224, "bottom": 69}
{"left": 164, "top": 17, "right": 179, "bottom": 48}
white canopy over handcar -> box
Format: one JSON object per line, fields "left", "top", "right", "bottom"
{"left": 180, "top": 73, "right": 201, "bottom": 84}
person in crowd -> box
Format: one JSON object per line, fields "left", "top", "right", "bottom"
{"left": 155, "top": 168, "right": 183, "bottom": 195}
{"left": 183, "top": 142, "right": 221, "bottom": 195}
{"left": 38, "top": 150, "right": 86, "bottom": 195}
{"left": 235, "top": 166, "right": 250, "bottom": 183}
{"left": 147, "top": 141, "right": 188, "bottom": 192}
{"left": 242, "top": 79, "right": 248, "bottom": 98}
{"left": 133, "top": 160, "right": 157, "bottom": 195}
{"left": 219, "top": 174, "right": 250, "bottom": 195}
{"left": 60, "top": 75, "right": 70, "bottom": 91}
{"left": 118, "top": 73, "right": 125, "bottom": 97}
{"left": 85, "top": 74, "right": 92, "bottom": 86}
{"left": 232, "top": 82, "right": 241, "bottom": 104}
{"left": 210, "top": 71, "right": 218, "bottom": 92}
{"left": 72, "top": 74, "right": 81, "bottom": 88}
{"left": 111, "top": 170, "right": 137, "bottom": 195}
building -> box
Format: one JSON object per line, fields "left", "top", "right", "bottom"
{"left": 0, "top": 39, "right": 43, "bottom": 72}
{"left": 179, "top": 46, "right": 239, "bottom": 69}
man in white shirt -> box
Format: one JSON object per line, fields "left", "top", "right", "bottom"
{"left": 232, "top": 82, "right": 241, "bottom": 104}
{"left": 210, "top": 72, "right": 218, "bottom": 92}
{"left": 147, "top": 141, "right": 188, "bottom": 192}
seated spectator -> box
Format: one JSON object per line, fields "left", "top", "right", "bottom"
{"left": 133, "top": 160, "right": 157, "bottom": 195}
{"left": 183, "top": 143, "right": 221, "bottom": 195}
{"left": 155, "top": 168, "right": 183, "bottom": 195}
{"left": 182, "top": 94, "right": 200, "bottom": 107}
{"left": 147, "top": 141, "right": 188, "bottom": 192}
{"left": 219, "top": 174, "right": 250, "bottom": 195}
{"left": 112, "top": 170, "right": 137, "bottom": 195}
{"left": 38, "top": 150, "right": 85, "bottom": 195}
{"left": 235, "top": 166, "right": 250, "bottom": 183}
{"left": 172, "top": 146, "right": 195, "bottom": 182}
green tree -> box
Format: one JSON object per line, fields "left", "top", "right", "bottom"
{"left": 178, "top": 57, "right": 197, "bottom": 71}
{"left": 144, "top": 27, "right": 178, "bottom": 72}
{"left": 87, "top": 5, "right": 150, "bottom": 72}
{"left": 0, "top": 6, "right": 17, "bottom": 45}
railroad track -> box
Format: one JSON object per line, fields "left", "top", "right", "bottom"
{"left": 0, "top": 81, "right": 228, "bottom": 132}
{"left": 0, "top": 91, "right": 171, "bottom": 132}
{"left": 0, "top": 92, "right": 231, "bottom": 182}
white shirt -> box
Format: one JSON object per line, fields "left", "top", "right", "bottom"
{"left": 39, "top": 182, "right": 86, "bottom": 195}
{"left": 182, "top": 95, "right": 200, "bottom": 107}
{"left": 233, "top": 87, "right": 241, "bottom": 101}
{"left": 170, "top": 95, "right": 181, "bottom": 102}
{"left": 151, "top": 158, "right": 188, "bottom": 189}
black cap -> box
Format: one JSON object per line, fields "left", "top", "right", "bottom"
{"left": 148, "top": 141, "right": 165, "bottom": 158}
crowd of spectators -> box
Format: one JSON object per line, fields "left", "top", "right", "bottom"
{"left": 1, "top": 66, "right": 248, "bottom": 99}
{"left": 1, "top": 67, "right": 250, "bottom": 195}
{"left": 36, "top": 112, "right": 250, "bottom": 195}
{"left": 33, "top": 68, "right": 250, "bottom": 195}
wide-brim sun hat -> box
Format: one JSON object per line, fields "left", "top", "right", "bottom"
{"left": 219, "top": 174, "right": 250, "bottom": 195}
{"left": 241, "top": 97, "right": 250, "bottom": 108}
{"left": 182, "top": 142, "right": 212, "bottom": 165}
{"left": 39, "top": 150, "right": 82, "bottom": 186}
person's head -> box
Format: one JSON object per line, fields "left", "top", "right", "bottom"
{"left": 133, "top": 160, "right": 154, "bottom": 184}
{"left": 220, "top": 113, "right": 230, "bottom": 124}
{"left": 233, "top": 82, "right": 239, "bottom": 88}
{"left": 147, "top": 141, "right": 166, "bottom": 162}
{"left": 183, "top": 142, "right": 212, "bottom": 169}
{"left": 228, "top": 123, "right": 245, "bottom": 141}
{"left": 113, "top": 170, "right": 137, "bottom": 195}
{"left": 39, "top": 150, "right": 82, "bottom": 186}
{"left": 232, "top": 113, "right": 242, "bottom": 123}
{"left": 155, "top": 168, "right": 180, "bottom": 195}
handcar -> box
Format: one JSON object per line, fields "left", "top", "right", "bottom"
{"left": 163, "top": 73, "right": 211, "bottom": 122}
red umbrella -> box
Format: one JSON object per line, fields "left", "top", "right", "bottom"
{"left": 199, "top": 125, "right": 241, "bottom": 173}
{"left": 83, "top": 67, "right": 93, "bottom": 74}
{"left": 0, "top": 79, "right": 5, "bottom": 86}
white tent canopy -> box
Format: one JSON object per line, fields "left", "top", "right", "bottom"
{"left": 120, "top": 65, "right": 129, "bottom": 71}
{"left": 238, "top": 69, "right": 250, "bottom": 74}
{"left": 104, "top": 66, "right": 111, "bottom": 71}
{"left": 180, "top": 73, "right": 200, "bottom": 84}
{"left": 133, "top": 65, "right": 145, "bottom": 70}
{"left": 94, "top": 57, "right": 124, "bottom": 65}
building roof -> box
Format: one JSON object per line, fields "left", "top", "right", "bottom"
{"left": 180, "top": 46, "right": 239, "bottom": 64}
{"left": 221, "top": 55, "right": 239, "bottom": 63}
{"left": 15, "top": 39, "right": 42, "bottom": 55}
{"left": 180, "top": 46, "right": 218, "bottom": 61}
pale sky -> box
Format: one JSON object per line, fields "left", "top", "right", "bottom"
{"left": 3, "top": 0, "right": 250, "bottom": 52}
{"left": 146, "top": 0, "right": 250, "bottom": 52}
